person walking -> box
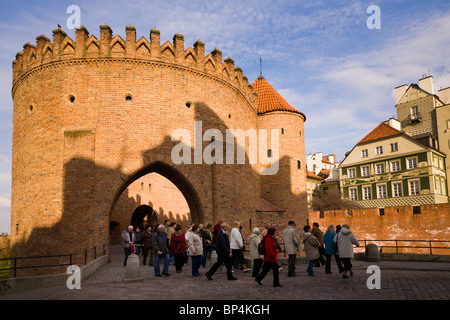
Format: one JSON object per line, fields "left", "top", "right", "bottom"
{"left": 303, "top": 225, "right": 321, "bottom": 276}
{"left": 136, "top": 225, "right": 154, "bottom": 266}
{"left": 201, "top": 223, "right": 214, "bottom": 268}
{"left": 323, "top": 224, "right": 343, "bottom": 274}
{"left": 167, "top": 222, "right": 176, "bottom": 265}
{"left": 205, "top": 223, "right": 238, "bottom": 281}
{"left": 230, "top": 221, "right": 251, "bottom": 272}
{"left": 188, "top": 225, "right": 203, "bottom": 277}
{"left": 152, "top": 224, "right": 171, "bottom": 277}
{"left": 121, "top": 225, "right": 136, "bottom": 266}
{"left": 311, "top": 222, "right": 325, "bottom": 267}
{"left": 171, "top": 225, "right": 186, "bottom": 273}
{"left": 334, "top": 224, "right": 359, "bottom": 278}
{"left": 282, "top": 221, "right": 301, "bottom": 277}
{"left": 249, "top": 227, "right": 263, "bottom": 277}
{"left": 255, "top": 228, "right": 281, "bottom": 287}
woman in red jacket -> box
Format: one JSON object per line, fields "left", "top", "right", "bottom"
{"left": 255, "top": 228, "right": 282, "bottom": 287}
{"left": 171, "top": 225, "right": 187, "bottom": 273}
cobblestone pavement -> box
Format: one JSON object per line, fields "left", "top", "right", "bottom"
{"left": 48, "top": 246, "right": 450, "bottom": 301}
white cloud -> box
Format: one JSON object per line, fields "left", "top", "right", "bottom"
{"left": 0, "top": 194, "right": 10, "bottom": 208}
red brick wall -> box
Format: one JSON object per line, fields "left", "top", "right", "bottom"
{"left": 309, "top": 203, "right": 450, "bottom": 254}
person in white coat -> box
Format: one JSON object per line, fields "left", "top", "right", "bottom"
{"left": 334, "top": 224, "right": 359, "bottom": 278}
{"left": 230, "top": 221, "right": 251, "bottom": 272}
{"left": 188, "top": 225, "right": 203, "bottom": 276}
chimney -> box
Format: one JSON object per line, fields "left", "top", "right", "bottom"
{"left": 419, "top": 76, "right": 434, "bottom": 94}
{"left": 388, "top": 118, "right": 401, "bottom": 131}
{"left": 438, "top": 87, "right": 450, "bottom": 105}
{"left": 394, "top": 84, "right": 408, "bottom": 104}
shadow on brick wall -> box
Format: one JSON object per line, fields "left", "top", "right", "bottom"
{"left": 10, "top": 101, "right": 307, "bottom": 277}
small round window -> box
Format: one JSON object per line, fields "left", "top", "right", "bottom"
{"left": 68, "top": 95, "right": 75, "bottom": 103}
{"left": 125, "top": 95, "right": 133, "bottom": 102}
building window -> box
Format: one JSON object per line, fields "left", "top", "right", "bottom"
{"left": 407, "top": 157, "right": 418, "bottom": 169}
{"left": 361, "top": 149, "right": 368, "bottom": 158}
{"left": 376, "top": 163, "right": 385, "bottom": 174}
{"left": 268, "top": 149, "right": 272, "bottom": 158}
{"left": 435, "top": 177, "right": 441, "bottom": 194}
{"left": 361, "top": 165, "right": 370, "bottom": 177}
{"left": 393, "top": 182, "right": 402, "bottom": 197}
{"left": 281, "top": 128, "right": 284, "bottom": 134}
{"left": 390, "top": 142, "right": 398, "bottom": 152}
{"left": 363, "top": 186, "right": 371, "bottom": 200}
{"left": 297, "top": 160, "right": 301, "bottom": 169}
{"left": 433, "top": 156, "right": 438, "bottom": 167}
{"left": 413, "top": 206, "right": 421, "bottom": 214}
{"left": 375, "top": 146, "right": 383, "bottom": 155}
{"left": 409, "top": 180, "right": 420, "bottom": 195}
{"left": 411, "top": 106, "right": 419, "bottom": 117}
{"left": 379, "top": 208, "right": 385, "bottom": 216}
{"left": 323, "top": 186, "right": 329, "bottom": 194}
{"left": 348, "top": 168, "right": 356, "bottom": 178}
{"left": 439, "top": 158, "right": 443, "bottom": 169}
{"left": 391, "top": 160, "right": 400, "bottom": 172}
{"left": 377, "top": 185, "right": 387, "bottom": 199}
{"left": 349, "top": 188, "right": 357, "bottom": 201}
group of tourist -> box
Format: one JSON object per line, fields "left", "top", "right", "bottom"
{"left": 121, "top": 219, "right": 360, "bottom": 286}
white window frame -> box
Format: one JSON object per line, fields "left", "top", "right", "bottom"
{"left": 348, "top": 167, "right": 356, "bottom": 178}
{"left": 390, "top": 160, "right": 401, "bottom": 172}
{"left": 375, "top": 146, "right": 383, "bottom": 155}
{"left": 407, "top": 157, "right": 418, "bottom": 169}
{"left": 349, "top": 188, "right": 358, "bottom": 201}
{"left": 361, "top": 149, "right": 368, "bottom": 158}
{"left": 435, "top": 177, "right": 441, "bottom": 194}
{"left": 377, "top": 184, "right": 387, "bottom": 199}
{"left": 409, "top": 179, "right": 420, "bottom": 196}
{"left": 392, "top": 182, "right": 402, "bottom": 198}
{"left": 390, "top": 142, "right": 398, "bottom": 152}
{"left": 375, "top": 163, "right": 385, "bottom": 174}
{"left": 362, "top": 185, "right": 372, "bottom": 200}
{"left": 361, "top": 165, "right": 370, "bottom": 177}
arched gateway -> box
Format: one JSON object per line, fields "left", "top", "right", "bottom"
{"left": 10, "top": 24, "right": 307, "bottom": 275}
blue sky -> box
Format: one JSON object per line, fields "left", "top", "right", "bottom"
{"left": 0, "top": 0, "right": 449, "bottom": 233}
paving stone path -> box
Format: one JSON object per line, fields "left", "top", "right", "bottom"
{"left": 48, "top": 246, "right": 450, "bottom": 301}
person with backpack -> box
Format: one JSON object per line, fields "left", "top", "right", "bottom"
{"left": 255, "top": 227, "right": 282, "bottom": 287}
{"left": 249, "top": 227, "right": 263, "bottom": 277}
{"left": 303, "top": 225, "right": 321, "bottom": 276}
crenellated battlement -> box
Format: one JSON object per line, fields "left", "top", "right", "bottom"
{"left": 12, "top": 24, "right": 257, "bottom": 105}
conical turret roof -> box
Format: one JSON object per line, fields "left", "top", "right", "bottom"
{"left": 253, "top": 76, "right": 306, "bottom": 120}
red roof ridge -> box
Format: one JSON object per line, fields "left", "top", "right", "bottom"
{"left": 357, "top": 122, "right": 403, "bottom": 145}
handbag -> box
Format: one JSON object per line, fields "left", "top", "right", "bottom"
{"left": 333, "top": 234, "right": 339, "bottom": 253}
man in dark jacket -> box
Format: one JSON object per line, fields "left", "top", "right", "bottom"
{"left": 312, "top": 222, "right": 325, "bottom": 267}
{"left": 205, "top": 223, "right": 237, "bottom": 281}
{"left": 136, "top": 225, "right": 153, "bottom": 266}
{"left": 152, "top": 224, "right": 170, "bottom": 277}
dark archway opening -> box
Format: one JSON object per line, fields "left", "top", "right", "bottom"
{"left": 130, "top": 205, "right": 158, "bottom": 230}
{"left": 108, "top": 161, "right": 203, "bottom": 245}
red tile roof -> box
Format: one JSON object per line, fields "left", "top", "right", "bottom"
{"left": 252, "top": 76, "right": 306, "bottom": 120}
{"left": 255, "top": 198, "right": 285, "bottom": 212}
{"left": 307, "top": 170, "right": 321, "bottom": 180}
{"left": 357, "top": 122, "right": 403, "bottom": 145}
